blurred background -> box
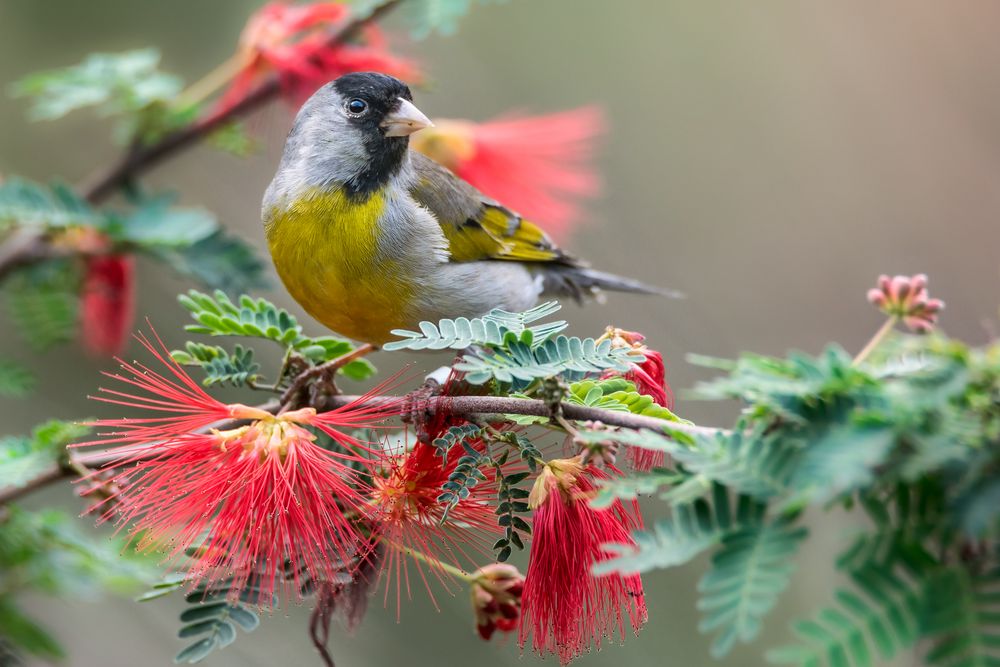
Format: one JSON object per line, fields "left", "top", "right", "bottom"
{"left": 1, "top": 1, "right": 998, "bottom": 665}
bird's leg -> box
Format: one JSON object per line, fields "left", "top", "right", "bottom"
{"left": 280, "top": 342, "right": 378, "bottom": 411}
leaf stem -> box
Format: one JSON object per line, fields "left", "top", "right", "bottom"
{"left": 853, "top": 316, "right": 898, "bottom": 367}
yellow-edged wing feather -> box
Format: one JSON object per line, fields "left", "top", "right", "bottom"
{"left": 408, "top": 153, "right": 580, "bottom": 266}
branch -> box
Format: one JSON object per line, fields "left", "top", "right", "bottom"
{"left": 79, "top": 0, "right": 400, "bottom": 203}
{"left": 0, "top": 394, "right": 723, "bottom": 505}
{"left": 0, "top": 0, "right": 401, "bottom": 276}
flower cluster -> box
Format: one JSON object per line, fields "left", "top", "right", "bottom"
{"left": 219, "top": 1, "right": 419, "bottom": 111}
{"left": 867, "top": 273, "right": 945, "bottom": 333}
{"left": 80, "top": 332, "right": 648, "bottom": 663}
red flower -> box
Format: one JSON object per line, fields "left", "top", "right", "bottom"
{"left": 410, "top": 107, "right": 604, "bottom": 240}
{"left": 601, "top": 328, "right": 674, "bottom": 471}
{"left": 519, "top": 457, "right": 647, "bottom": 664}
{"left": 470, "top": 563, "right": 524, "bottom": 641}
{"left": 78, "top": 328, "right": 399, "bottom": 606}
{"left": 367, "top": 430, "right": 513, "bottom": 615}
{"left": 218, "top": 1, "right": 420, "bottom": 111}
{"left": 80, "top": 254, "right": 135, "bottom": 357}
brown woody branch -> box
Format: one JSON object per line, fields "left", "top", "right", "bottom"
{"left": 0, "top": 394, "right": 722, "bottom": 505}
{"left": 0, "top": 0, "right": 401, "bottom": 278}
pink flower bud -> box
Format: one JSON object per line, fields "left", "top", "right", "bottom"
{"left": 867, "top": 274, "right": 945, "bottom": 334}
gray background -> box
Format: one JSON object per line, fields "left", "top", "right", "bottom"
{"left": 2, "top": 1, "right": 998, "bottom": 665}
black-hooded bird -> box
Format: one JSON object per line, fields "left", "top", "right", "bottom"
{"left": 263, "top": 72, "right": 663, "bottom": 345}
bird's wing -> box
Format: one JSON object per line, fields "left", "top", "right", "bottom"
{"left": 408, "top": 152, "right": 580, "bottom": 265}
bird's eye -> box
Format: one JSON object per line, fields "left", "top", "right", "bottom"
{"left": 346, "top": 98, "right": 368, "bottom": 115}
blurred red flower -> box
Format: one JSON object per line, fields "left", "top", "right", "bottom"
{"left": 519, "top": 457, "right": 647, "bottom": 664}
{"left": 218, "top": 1, "right": 420, "bottom": 111}
{"left": 78, "top": 329, "right": 399, "bottom": 605}
{"left": 410, "top": 107, "right": 605, "bottom": 240}
{"left": 601, "top": 328, "right": 674, "bottom": 471}
{"left": 80, "top": 254, "right": 135, "bottom": 357}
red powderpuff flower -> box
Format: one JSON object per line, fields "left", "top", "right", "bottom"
{"left": 76, "top": 328, "right": 400, "bottom": 605}
{"left": 519, "top": 457, "right": 647, "bottom": 664}
{"left": 410, "top": 107, "right": 604, "bottom": 240}
{"left": 601, "top": 328, "right": 674, "bottom": 471}
{"left": 218, "top": 1, "right": 420, "bottom": 111}
{"left": 367, "top": 432, "right": 514, "bottom": 615}
{"left": 80, "top": 254, "right": 135, "bottom": 357}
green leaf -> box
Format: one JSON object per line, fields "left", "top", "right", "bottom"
{"left": 0, "top": 420, "right": 88, "bottom": 490}
{"left": 169, "top": 578, "right": 262, "bottom": 663}
{"left": 922, "top": 567, "right": 1000, "bottom": 667}
{"left": 112, "top": 193, "right": 217, "bottom": 248}
{"left": 0, "top": 359, "right": 34, "bottom": 398}
{"left": 4, "top": 261, "right": 78, "bottom": 351}
{"left": 698, "top": 515, "right": 807, "bottom": 657}
{"left": 156, "top": 231, "right": 269, "bottom": 294}
{"left": 0, "top": 599, "right": 63, "bottom": 659}
{"left": 456, "top": 334, "right": 641, "bottom": 386}
{"left": 0, "top": 178, "right": 102, "bottom": 231}
{"left": 171, "top": 342, "right": 261, "bottom": 388}
{"left": 208, "top": 122, "right": 255, "bottom": 156}
{"left": 590, "top": 468, "right": 685, "bottom": 509}
{"left": 385, "top": 300, "right": 566, "bottom": 351}
{"left": 768, "top": 565, "right": 926, "bottom": 667}
{"left": 11, "top": 49, "right": 182, "bottom": 122}
{"left": 790, "top": 425, "right": 897, "bottom": 504}
{"left": 595, "top": 497, "right": 727, "bottom": 576}
{"left": 177, "top": 290, "right": 374, "bottom": 379}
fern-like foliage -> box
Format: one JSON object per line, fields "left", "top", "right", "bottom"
{"left": 768, "top": 566, "right": 927, "bottom": 667}
{"left": 699, "top": 514, "right": 807, "bottom": 657}
{"left": 5, "top": 262, "right": 78, "bottom": 351}
{"left": 457, "top": 334, "right": 641, "bottom": 386}
{"left": 384, "top": 301, "right": 566, "bottom": 351}
{"left": 178, "top": 290, "right": 374, "bottom": 379}
{"left": 0, "top": 420, "right": 89, "bottom": 490}
{"left": 922, "top": 567, "right": 1000, "bottom": 667}
{"left": 171, "top": 342, "right": 261, "bottom": 388}
{"left": 0, "top": 359, "right": 33, "bottom": 398}
{"left": 595, "top": 494, "right": 728, "bottom": 575}
{"left": 0, "top": 179, "right": 101, "bottom": 231}
{"left": 173, "top": 591, "right": 261, "bottom": 664}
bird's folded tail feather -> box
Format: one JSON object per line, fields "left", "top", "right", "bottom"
{"left": 539, "top": 266, "right": 682, "bottom": 303}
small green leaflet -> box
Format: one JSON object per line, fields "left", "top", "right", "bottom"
{"left": 11, "top": 48, "right": 182, "bottom": 121}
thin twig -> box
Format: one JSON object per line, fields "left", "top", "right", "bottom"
{"left": 79, "top": 0, "right": 401, "bottom": 203}
{"left": 279, "top": 344, "right": 377, "bottom": 410}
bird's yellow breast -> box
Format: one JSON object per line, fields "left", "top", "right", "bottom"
{"left": 264, "top": 188, "right": 416, "bottom": 344}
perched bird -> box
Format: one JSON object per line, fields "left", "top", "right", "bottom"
{"left": 263, "top": 72, "right": 663, "bottom": 346}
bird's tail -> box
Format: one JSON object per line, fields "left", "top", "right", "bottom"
{"left": 540, "top": 266, "right": 682, "bottom": 303}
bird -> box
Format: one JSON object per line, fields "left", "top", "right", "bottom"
{"left": 262, "top": 72, "right": 665, "bottom": 346}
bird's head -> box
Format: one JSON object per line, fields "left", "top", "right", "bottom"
{"left": 283, "top": 72, "right": 433, "bottom": 197}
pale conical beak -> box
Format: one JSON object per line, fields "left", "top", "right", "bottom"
{"left": 381, "top": 98, "right": 434, "bottom": 137}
